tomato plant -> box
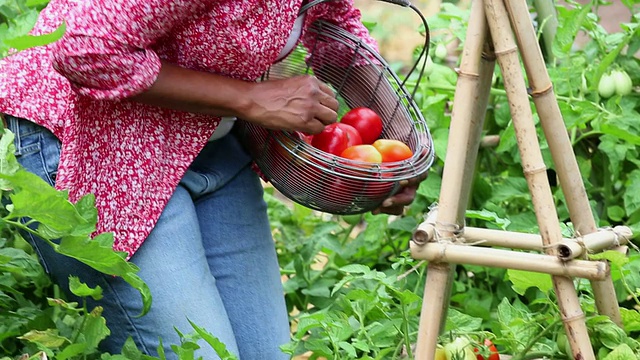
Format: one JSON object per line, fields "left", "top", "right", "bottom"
{"left": 473, "top": 339, "right": 499, "bottom": 360}
{"left": 340, "top": 144, "right": 382, "bottom": 163}
{"left": 340, "top": 107, "right": 383, "bottom": 144}
{"left": 372, "top": 139, "right": 413, "bottom": 162}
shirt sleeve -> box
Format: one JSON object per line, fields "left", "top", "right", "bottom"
{"left": 301, "top": 0, "right": 380, "bottom": 67}
{"left": 51, "top": 0, "right": 211, "bottom": 100}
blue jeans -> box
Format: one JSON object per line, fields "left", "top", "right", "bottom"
{"left": 6, "top": 115, "right": 291, "bottom": 359}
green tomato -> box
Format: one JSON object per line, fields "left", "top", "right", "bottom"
{"left": 341, "top": 214, "right": 362, "bottom": 225}
{"left": 424, "top": 55, "right": 435, "bottom": 76}
{"left": 598, "top": 73, "right": 616, "bottom": 99}
{"left": 556, "top": 333, "right": 568, "bottom": 355}
{"left": 444, "top": 337, "right": 476, "bottom": 360}
{"left": 435, "top": 346, "right": 448, "bottom": 360}
{"left": 434, "top": 43, "right": 448, "bottom": 61}
{"left": 612, "top": 69, "right": 633, "bottom": 96}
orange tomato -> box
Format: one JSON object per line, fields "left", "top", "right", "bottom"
{"left": 340, "top": 145, "right": 383, "bottom": 163}
{"left": 372, "top": 139, "right": 413, "bottom": 162}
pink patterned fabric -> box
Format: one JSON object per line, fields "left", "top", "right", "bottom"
{"left": 0, "top": 0, "right": 377, "bottom": 258}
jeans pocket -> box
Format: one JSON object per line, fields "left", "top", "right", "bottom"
{"left": 6, "top": 115, "right": 61, "bottom": 187}
{"left": 180, "top": 169, "right": 210, "bottom": 197}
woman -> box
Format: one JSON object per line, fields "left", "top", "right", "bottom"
{"left": 0, "top": 0, "right": 423, "bottom": 358}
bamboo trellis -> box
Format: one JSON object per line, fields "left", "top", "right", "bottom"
{"left": 410, "top": 1, "right": 632, "bottom": 359}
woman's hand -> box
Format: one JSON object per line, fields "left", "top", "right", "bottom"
{"left": 373, "top": 172, "right": 428, "bottom": 215}
{"left": 242, "top": 75, "right": 340, "bottom": 134}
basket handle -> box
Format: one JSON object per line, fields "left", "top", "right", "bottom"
{"left": 299, "top": 0, "right": 410, "bottom": 15}
{"left": 298, "top": 0, "right": 429, "bottom": 103}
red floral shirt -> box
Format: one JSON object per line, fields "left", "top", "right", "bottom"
{"left": 0, "top": 0, "right": 377, "bottom": 258}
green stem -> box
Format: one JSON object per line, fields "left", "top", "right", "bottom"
{"left": 573, "top": 130, "right": 603, "bottom": 145}
{"left": 618, "top": 263, "right": 640, "bottom": 306}
{"left": 510, "top": 319, "right": 562, "bottom": 360}
{"left": 400, "top": 304, "right": 413, "bottom": 359}
{"left": 533, "top": 0, "right": 558, "bottom": 64}
{"left": 70, "top": 299, "right": 89, "bottom": 344}
{"left": 3, "top": 218, "right": 59, "bottom": 250}
{"left": 341, "top": 221, "right": 358, "bottom": 246}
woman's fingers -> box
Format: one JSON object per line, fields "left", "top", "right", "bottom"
{"left": 372, "top": 172, "right": 429, "bottom": 215}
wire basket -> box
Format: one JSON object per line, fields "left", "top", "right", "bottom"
{"left": 238, "top": 17, "right": 435, "bottom": 215}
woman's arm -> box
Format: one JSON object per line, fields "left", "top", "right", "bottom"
{"left": 131, "top": 61, "right": 339, "bottom": 134}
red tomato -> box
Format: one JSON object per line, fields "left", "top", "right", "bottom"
{"left": 311, "top": 123, "right": 350, "bottom": 155}
{"left": 372, "top": 139, "right": 413, "bottom": 162}
{"left": 340, "top": 145, "right": 382, "bottom": 163}
{"left": 338, "top": 123, "right": 363, "bottom": 147}
{"left": 474, "top": 339, "right": 499, "bottom": 360}
{"left": 340, "top": 107, "right": 383, "bottom": 144}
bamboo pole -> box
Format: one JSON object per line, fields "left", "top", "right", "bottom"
{"left": 504, "top": 0, "right": 623, "bottom": 329}
{"left": 413, "top": 1, "right": 495, "bottom": 358}
{"left": 462, "top": 226, "right": 631, "bottom": 258}
{"left": 502, "top": 0, "right": 597, "bottom": 248}
{"left": 415, "top": 223, "right": 631, "bottom": 260}
{"left": 484, "top": 0, "right": 595, "bottom": 358}
{"left": 409, "top": 242, "right": 609, "bottom": 280}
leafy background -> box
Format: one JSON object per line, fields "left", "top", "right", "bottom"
{"left": 2, "top": 0, "right": 640, "bottom": 359}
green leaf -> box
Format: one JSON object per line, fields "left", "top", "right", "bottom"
{"left": 444, "top": 308, "right": 483, "bottom": 333}
{"left": 600, "top": 120, "right": 640, "bottom": 146}
{"left": 80, "top": 306, "right": 110, "bottom": 350}
{"left": 552, "top": 1, "right": 593, "bottom": 58}
{"left": 607, "top": 205, "right": 626, "bottom": 222}
{"left": 387, "top": 216, "right": 417, "bottom": 233}
{"left": 189, "top": 320, "right": 239, "bottom": 360}
{"left": 338, "top": 341, "right": 357, "bottom": 358}
{"left": 2, "top": 169, "right": 88, "bottom": 234}
{"left": 56, "top": 234, "right": 133, "bottom": 276}
{"left": 507, "top": 269, "right": 553, "bottom": 295}
{"left": 68, "top": 276, "right": 103, "bottom": 300}
{"left": 18, "top": 329, "right": 68, "bottom": 348}
{"left": 603, "top": 343, "right": 637, "bottom": 360}
{"left": 0, "top": 129, "right": 19, "bottom": 189}
{"left": 465, "top": 209, "right": 511, "bottom": 230}
{"left": 623, "top": 170, "right": 640, "bottom": 215}
{"left": 416, "top": 171, "right": 442, "bottom": 201}
{"left": 496, "top": 298, "right": 539, "bottom": 351}
{"left": 25, "top": 0, "right": 52, "bottom": 6}
{"left": 589, "top": 250, "right": 629, "bottom": 269}
{"left": 4, "top": 21, "right": 65, "bottom": 51}
{"left": 489, "top": 176, "right": 530, "bottom": 203}
{"left": 301, "top": 285, "right": 331, "bottom": 298}
{"left": 56, "top": 234, "right": 152, "bottom": 316}
{"left": 0, "top": 247, "right": 46, "bottom": 279}
{"left": 619, "top": 308, "right": 640, "bottom": 333}
{"left": 56, "top": 343, "right": 88, "bottom": 360}
{"left": 339, "top": 264, "right": 371, "bottom": 275}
